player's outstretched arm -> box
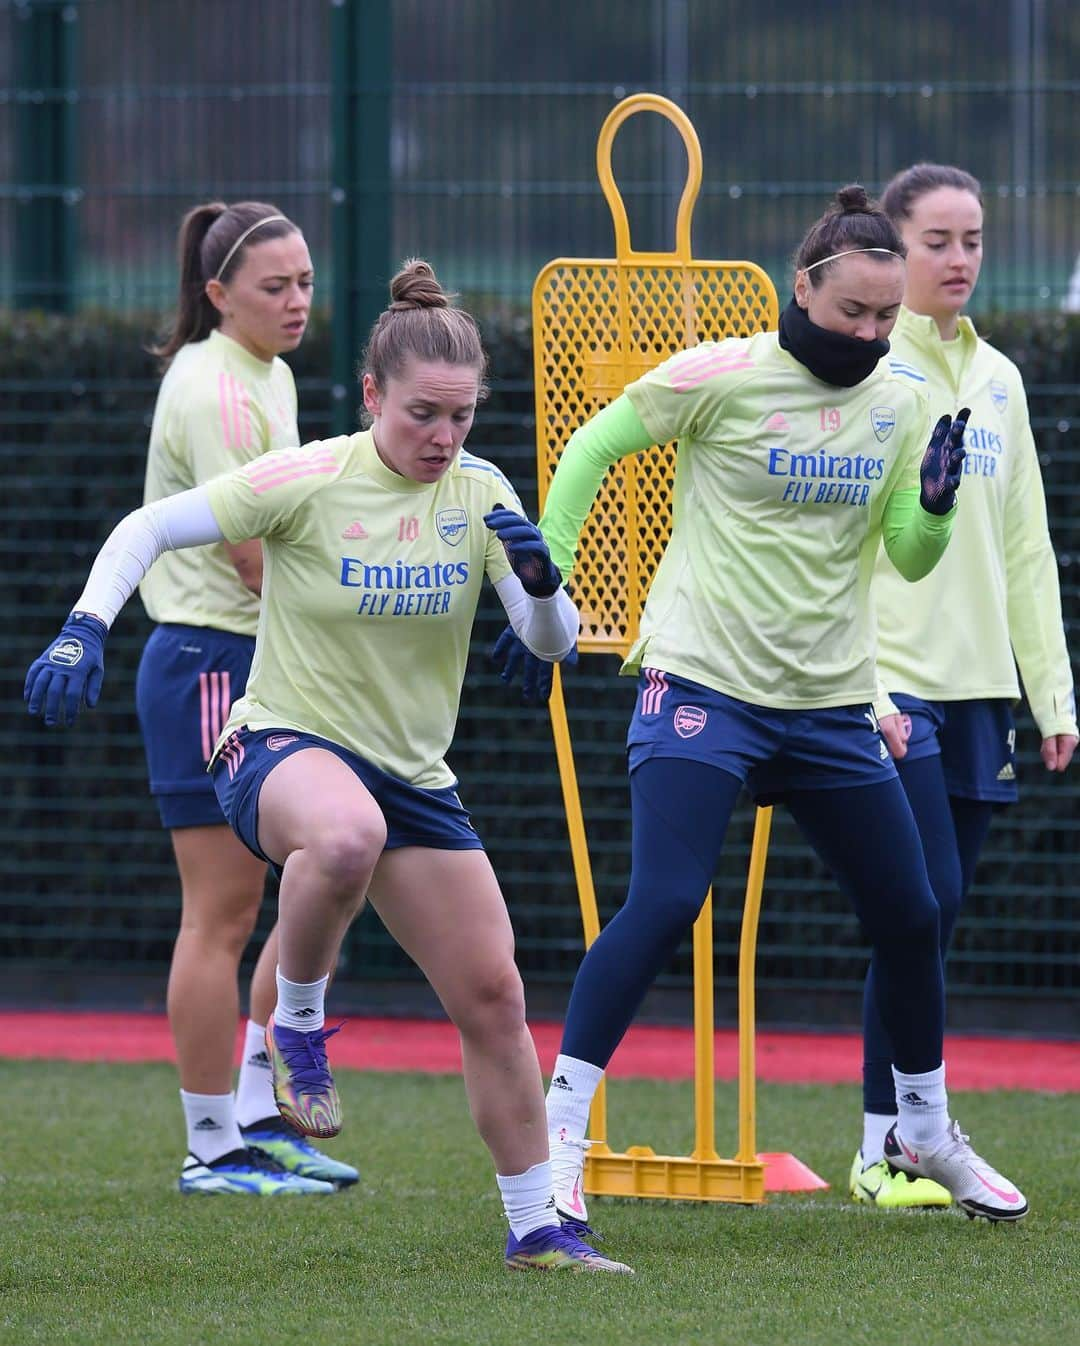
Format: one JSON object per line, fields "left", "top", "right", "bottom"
{"left": 24, "top": 487, "right": 225, "bottom": 726}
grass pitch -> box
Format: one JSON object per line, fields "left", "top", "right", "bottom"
{"left": 0, "top": 1061, "right": 1075, "bottom": 1346}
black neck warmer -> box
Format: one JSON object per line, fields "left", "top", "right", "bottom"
{"left": 778, "top": 296, "right": 889, "bottom": 388}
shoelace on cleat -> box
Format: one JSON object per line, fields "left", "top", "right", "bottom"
{"left": 936, "top": 1120, "right": 975, "bottom": 1161}
{"left": 525, "top": 1225, "right": 604, "bottom": 1260}
{"left": 275, "top": 1023, "right": 342, "bottom": 1096}
{"left": 244, "top": 1148, "right": 289, "bottom": 1175}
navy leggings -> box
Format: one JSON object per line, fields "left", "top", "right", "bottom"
{"left": 561, "top": 757, "right": 944, "bottom": 1076}
{"left": 862, "top": 754, "right": 994, "bottom": 1113}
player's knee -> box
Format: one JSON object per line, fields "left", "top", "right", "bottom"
{"left": 177, "top": 889, "right": 262, "bottom": 957}
{"left": 625, "top": 880, "right": 708, "bottom": 938}
{"left": 309, "top": 815, "right": 387, "bottom": 893}
{"left": 454, "top": 964, "right": 526, "bottom": 1041}
{"left": 929, "top": 860, "right": 964, "bottom": 951}
{"left": 894, "top": 887, "right": 941, "bottom": 951}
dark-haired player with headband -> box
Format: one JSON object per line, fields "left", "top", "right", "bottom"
{"left": 535, "top": 184, "right": 1028, "bottom": 1239}
{"left": 845, "top": 164, "right": 1077, "bottom": 1210}
{"left": 25, "top": 258, "right": 633, "bottom": 1273}
{"left": 135, "top": 201, "right": 353, "bottom": 1194}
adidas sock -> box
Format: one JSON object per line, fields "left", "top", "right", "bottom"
{"left": 545, "top": 1053, "right": 604, "bottom": 1143}
{"left": 497, "top": 1160, "right": 558, "bottom": 1239}
{"left": 892, "top": 1063, "right": 949, "bottom": 1145}
{"left": 181, "top": 1089, "right": 244, "bottom": 1164}
{"left": 234, "top": 1020, "right": 278, "bottom": 1128}
{"left": 861, "top": 1112, "right": 896, "bottom": 1167}
{"left": 274, "top": 968, "right": 328, "bottom": 1032}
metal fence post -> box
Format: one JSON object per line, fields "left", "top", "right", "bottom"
{"left": 330, "top": 0, "right": 392, "bottom": 436}
{"left": 13, "top": 0, "right": 79, "bottom": 312}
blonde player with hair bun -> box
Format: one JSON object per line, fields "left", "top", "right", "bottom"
{"left": 26, "top": 258, "right": 633, "bottom": 1274}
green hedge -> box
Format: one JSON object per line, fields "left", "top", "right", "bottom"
{"left": 2, "top": 307, "right": 1077, "bottom": 1024}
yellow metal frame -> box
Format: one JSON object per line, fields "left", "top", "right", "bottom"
{"left": 533, "top": 94, "right": 780, "bottom": 1203}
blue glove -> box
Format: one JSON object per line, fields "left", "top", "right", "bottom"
{"left": 919, "top": 407, "right": 970, "bottom": 515}
{"left": 483, "top": 504, "right": 562, "bottom": 598}
{"left": 491, "top": 625, "right": 578, "bottom": 706}
{"left": 24, "top": 612, "right": 108, "bottom": 727}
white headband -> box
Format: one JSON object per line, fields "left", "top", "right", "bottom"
{"left": 213, "top": 215, "right": 289, "bottom": 281}
{"left": 803, "top": 247, "right": 903, "bottom": 273}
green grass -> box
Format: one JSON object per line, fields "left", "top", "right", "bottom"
{"left": 0, "top": 1062, "right": 1076, "bottom": 1346}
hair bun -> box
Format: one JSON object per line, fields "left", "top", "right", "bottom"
{"left": 835, "top": 184, "right": 870, "bottom": 214}
{"left": 389, "top": 258, "right": 450, "bottom": 311}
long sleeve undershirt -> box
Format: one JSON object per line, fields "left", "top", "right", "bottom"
{"left": 75, "top": 486, "right": 578, "bottom": 659}
{"left": 539, "top": 395, "right": 954, "bottom": 585}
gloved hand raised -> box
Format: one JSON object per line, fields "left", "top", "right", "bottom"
{"left": 483, "top": 504, "right": 562, "bottom": 598}
{"left": 919, "top": 407, "right": 970, "bottom": 515}
{"left": 24, "top": 612, "right": 108, "bottom": 727}
{"left": 491, "top": 625, "right": 578, "bottom": 706}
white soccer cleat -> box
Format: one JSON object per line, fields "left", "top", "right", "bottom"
{"left": 883, "top": 1121, "right": 1028, "bottom": 1222}
{"left": 550, "top": 1132, "right": 591, "bottom": 1226}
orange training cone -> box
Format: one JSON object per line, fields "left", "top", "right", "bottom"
{"left": 757, "top": 1152, "right": 830, "bottom": 1192}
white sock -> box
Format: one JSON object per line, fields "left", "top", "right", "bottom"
{"left": 545, "top": 1053, "right": 604, "bottom": 1143}
{"left": 861, "top": 1112, "right": 896, "bottom": 1166}
{"left": 234, "top": 1020, "right": 277, "bottom": 1128}
{"left": 181, "top": 1089, "right": 244, "bottom": 1164}
{"left": 274, "top": 968, "right": 328, "bottom": 1031}
{"left": 497, "top": 1160, "right": 558, "bottom": 1239}
{"left": 892, "top": 1063, "right": 949, "bottom": 1145}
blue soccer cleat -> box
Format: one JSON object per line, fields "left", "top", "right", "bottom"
{"left": 505, "top": 1223, "right": 633, "bottom": 1274}
{"left": 241, "top": 1116, "right": 359, "bottom": 1188}
{"left": 178, "top": 1147, "right": 335, "bottom": 1195}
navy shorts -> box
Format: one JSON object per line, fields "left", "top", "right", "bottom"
{"left": 627, "top": 669, "right": 897, "bottom": 801}
{"left": 892, "top": 693, "right": 1018, "bottom": 804}
{"left": 211, "top": 726, "right": 484, "bottom": 874}
{"left": 135, "top": 623, "right": 255, "bottom": 829}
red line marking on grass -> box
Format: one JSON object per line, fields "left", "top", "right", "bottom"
{"left": 1, "top": 1011, "right": 1076, "bottom": 1092}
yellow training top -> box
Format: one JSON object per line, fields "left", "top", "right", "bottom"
{"left": 139, "top": 329, "right": 299, "bottom": 635}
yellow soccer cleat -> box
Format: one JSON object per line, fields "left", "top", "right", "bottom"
{"left": 849, "top": 1150, "right": 952, "bottom": 1209}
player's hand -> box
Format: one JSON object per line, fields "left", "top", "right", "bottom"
{"left": 24, "top": 612, "right": 108, "bottom": 727}
{"left": 1040, "top": 733, "right": 1078, "bottom": 772}
{"left": 483, "top": 505, "right": 562, "bottom": 598}
{"left": 491, "top": 625, "right": 578, "bottom": 706}
{"left": 919, "top": 407, "right": 970, "bottom": 515}
{"left": 879, "top": 712, "right": 912, "bottom": 760}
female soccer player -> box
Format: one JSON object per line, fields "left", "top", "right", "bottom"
{"left": 847, "top": 164, "right": 1077, "bottom": 1209}
{"left": 138, "top": 200, "right": 353, "bottom": 1194}
{"left": 25, "top": 260, "right": 632, "bottom": 1273}
{"left": 536, "top": 185, "right": 1028, "bottom": 1230}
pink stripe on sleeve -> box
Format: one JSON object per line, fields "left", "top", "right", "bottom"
{"left": 238, "top": 386, "right": 253, "bottom": 449}
{"left": 671, "top": 353, "right": 754, "bottom": 393}
{"left": 217, "top": 373, "right": 234, "bottom": 450}
{"left": 246, "top": 449, "right": 339, "bottom": 495}
{"left": 229, "top": 377, "right": 244, "bottom": 450}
